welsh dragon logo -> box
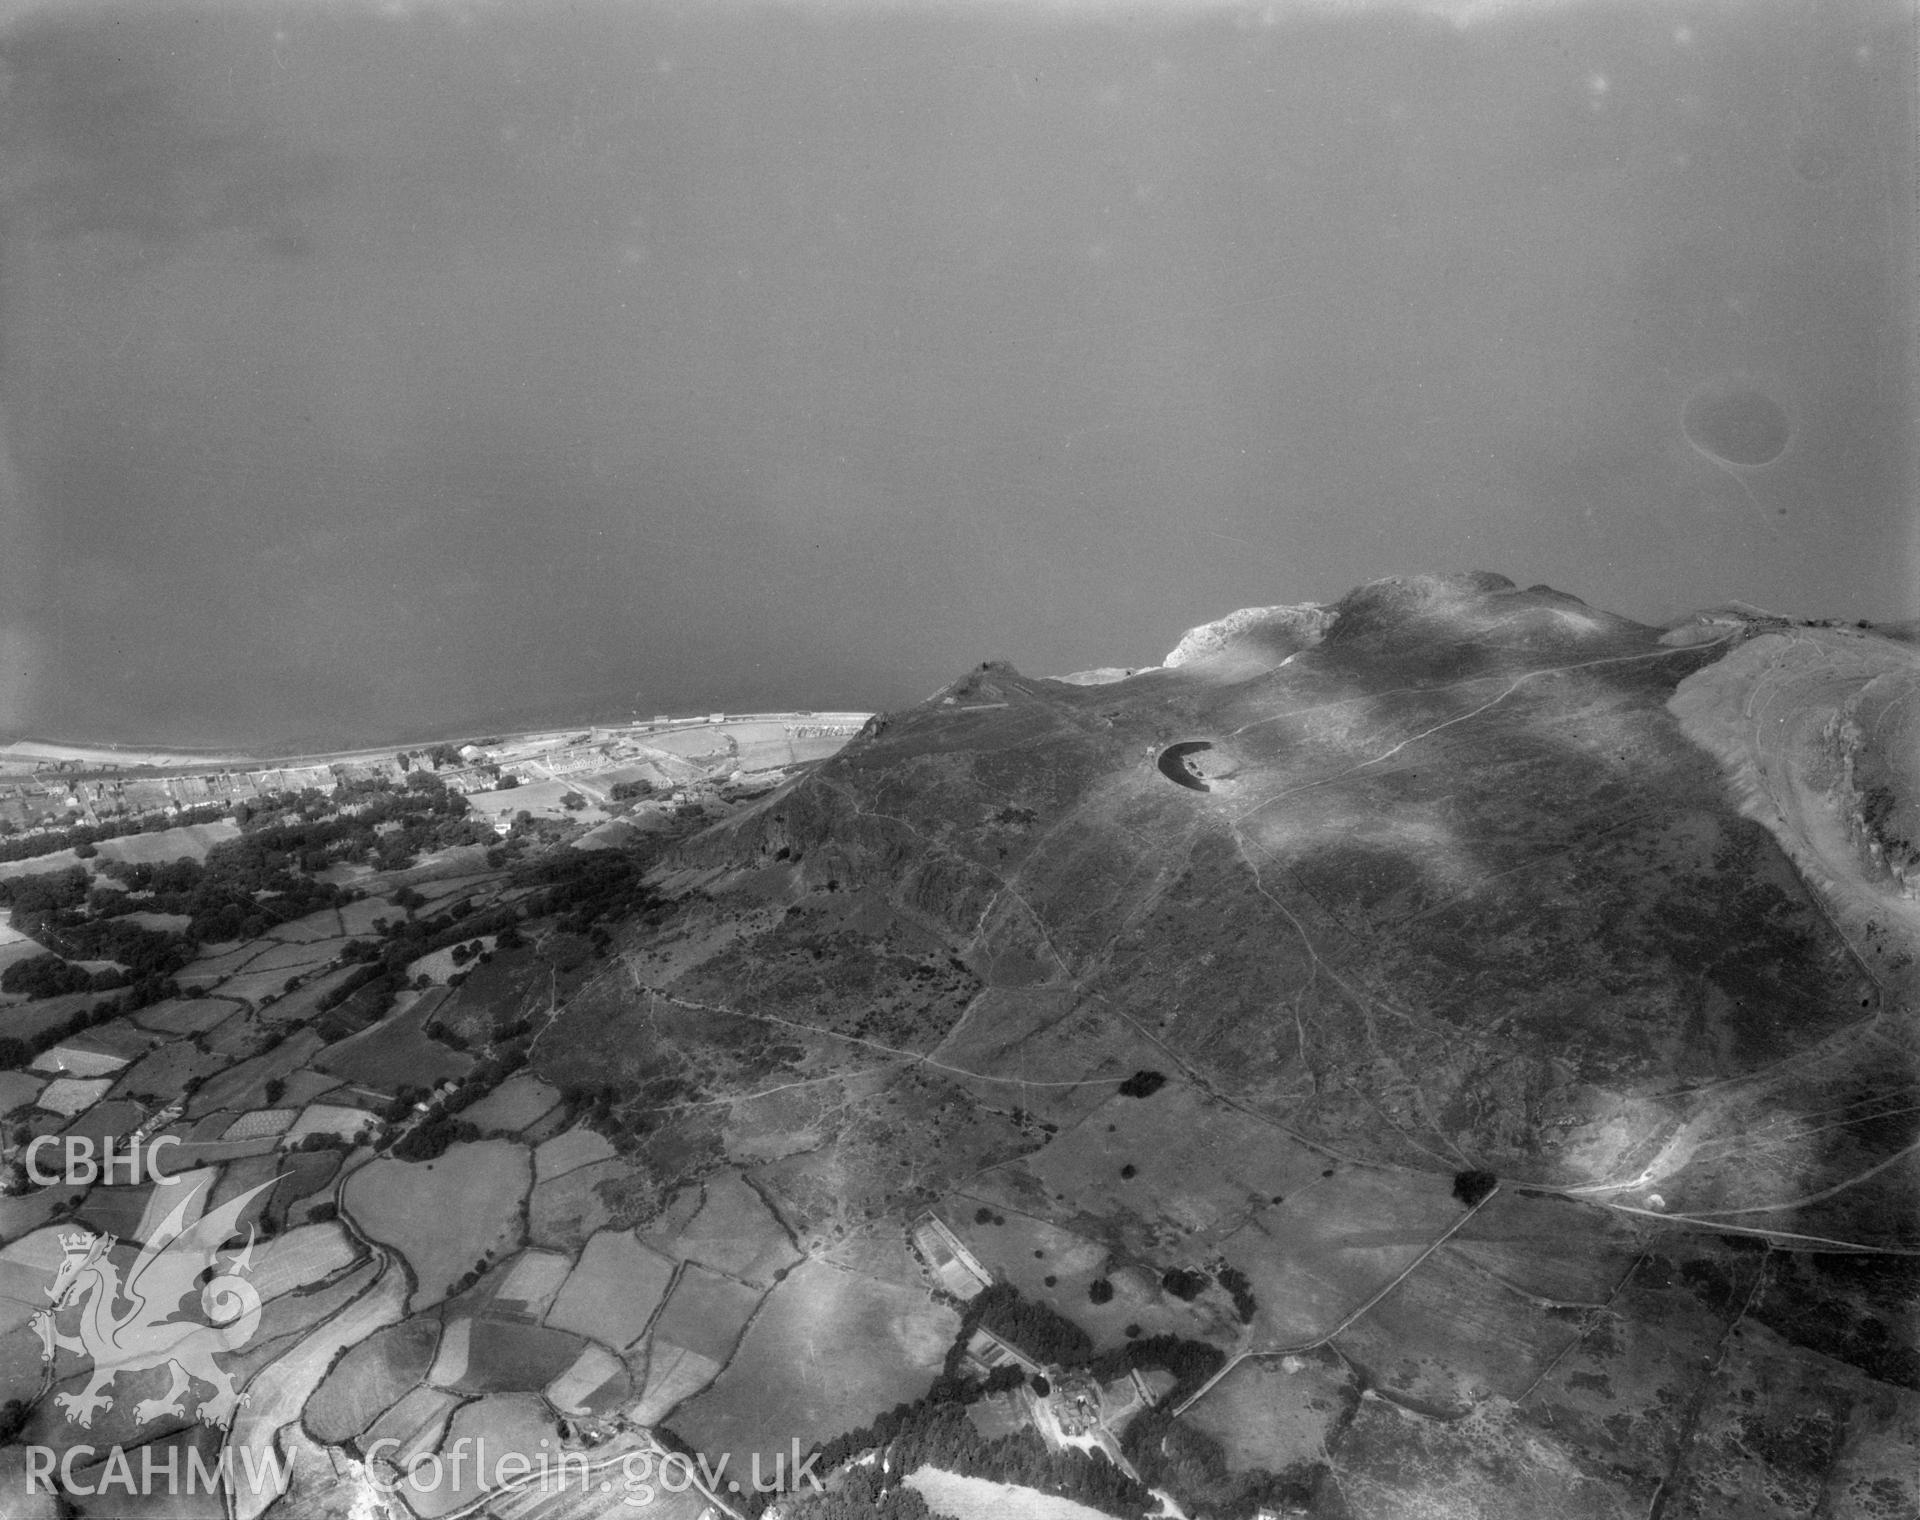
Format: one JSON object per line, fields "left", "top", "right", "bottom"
{"left": 31, "top": 1175, "right": 278, "bottom": 1431}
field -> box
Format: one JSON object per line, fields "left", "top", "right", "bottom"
{"left": 250, "top": 1257, "right": 382, "bottom": 1349}
{"left": 460, "top": 781, "right": 609, "bottom": 830}
{"left": 91, "top": 821, "right": 241, "bottom": 863}
{"left": 70, "top": 1427, "right": 227, "bottom": 1520}
{"left": 0, "top": 1227, "right": 68, "bottom": 1333}
{"left": 905, "top": 1468, "right": 1118, "bottom": 1520}
{"left": 336, "top": 895, "right": 399, "bottom": 936}
{"left": 366, "top": 1385, "right": 461, "bottom": 1463}
{"left": 128, "top": 995, "right": 245, "bottom": 1034}
{"left": 0, "top": 848, "right": 81, "bottom": 879}
{"left": 229, "top": 1267, "right": 408, "bottom": 1520}
{"left": 218, "top": 963, "right": 342, "bottom": 1009}
{"left": 942, "top": 1206, "right": 1202, "bottom": 1350}
{"left": 0, "top": 1069, "right": 44, "bottom": 1114}
{"left": 266, "top": 1150, "right": 341, "bottom": 1226}
{"left": 111, "top": 1038, "right": 230, "bottom": 1100}
{"left": 283, "top": 1102, "right": 380, "bottom": 1147}
{"left": 187, "top": 1029, "right": 324, "bottom": 1116}
{"left": 955, "top": 1079, "right": 1474, "bottom": 1350}
{"left": 267, "top": 907, "right": 348, "bottom": 944}
{"left": 450, "top": 1319, "right": 587, "bottom": 1394}
{"left": 36, "top": 1076, "right": 113, "bottom": 1116}
{"left": 645, "top": 1262, "right": 762, "bottom": 1363}
{"left": 223, "top": 1108, "right": 295, "bottom": 1140}
{"left": 670, "top": 1259, "right": 955, "bottom": 1473}
{"left": 314, "top": 996, "right": 473, "bottom": 1088}
{"left": 492, "top": 1248, "right": 574, "bottom": 1317}
{"left": 653, "top": 1170, "right": 799, "bottom": 1285}
{"left": 404, "top": 1393, "right": 562, "bottom": 1520}
{"left": 545, "top": 1344, "right": 627, "bottom": 1414}
{"left": 405, "top": 938, "right": 499, "bottom": 984}
{"left": 201, "top": 1008, "right": 273, "bottom": 1058}
{"left": 463, "top": 1072, "right": 562, "bottom": 1133}
{"left": 31, "top": 1041, "right": 129, "bottom": 1077}
{"left": 279, "top": 1068, "right": 345, "bottom": 1106}
{"left": 257, "top": 966, "right": 366, "bottom": 1027}
{"left": 1184, "top": 1352, "right": 1355, "bottom": 1471}
{"left": 119, "top": 909, "right": 193, "bottom": 932}
{"left": 3, "top": 991, "right": 119, "bottom": 1042}
{"left": 428, "top": 1316, "right": 473, "bottom": 1385}
{"left": 1329, "top": 1395, "right": 1634, "bottom": 1520}
{"left": 246, "top": 1222, "right": 363, "bottom": 1302}
{"left": 74, "top": 1181, "right": 158, "bottom": 1238}
{"left": 631, "top": 1342, "right": 724, "bottom": 1426}
{"left": 248, "top": 938, "right": 347, "bottom": 976}
{"left": 343, "top": 1140, "right": 531, "bottom": 1310}
{"left": 209, "top": 1153, "right": 283, "bottom": 1226}
{"left": 527, "top": 1157, "right": 627, "bottom": 1252}
{"left": 545, "top": 1229, "right": 676, "bottom": 1346}
{"left": 533, "top": 1125, "right": 615, "bottom": 1181}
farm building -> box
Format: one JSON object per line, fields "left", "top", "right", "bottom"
{"left": 910, "top": 1213, "right": 991, "bottom": 1300}
{"left": 963, "top": 1327, "right": 1044, "bottom": 1379}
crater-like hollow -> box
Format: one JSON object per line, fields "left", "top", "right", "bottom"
{"left": 1157, "top": 740, "right": 1215, "bottom": 792}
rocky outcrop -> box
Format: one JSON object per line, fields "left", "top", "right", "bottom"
{"left": 1825, "top": 670, "right": 1920, "bottom": 896}
{"left": 1162, "top": 601, "right": 1336, "bottom": 668}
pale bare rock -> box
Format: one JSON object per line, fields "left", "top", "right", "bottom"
{"left": 1162, "top": 602, "right": 1337, "bottom": 668}
{"left": 1668, "top": 626, "right": 1920, "bottom": 996}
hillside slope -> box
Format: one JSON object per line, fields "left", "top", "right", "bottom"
{"left": 560, "top": 572, "right": 1918, "bottom": 1517}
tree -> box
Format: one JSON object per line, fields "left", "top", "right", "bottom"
{"left": 1452, "top": 1169, "right": 1498, "bottom": 1207}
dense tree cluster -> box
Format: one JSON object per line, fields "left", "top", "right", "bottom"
{"left": 1086, "top": 1334, "right": 1226, "bottom": 1408}
{"left": 957, "top": 1282, "right": 1094, "bottom": 1369}
{"left": 1215, "top": 1263, "right": 1258, "bottom": 1323}
{"left": 0, "top": 982, "right": 175, "bottom": 1072}
{"left": 0, "top": 803, "right": 229, "bottom": 864}
{"left": 0, "top": 954, "right": 94, "bottom": 999}
{"left": 88, "top": 850, "right": 344, "bottom": 943}
{"left": 0, "top": 866, "right": 195, "bottom": 990}
{"left": 384, "top": 1044, "right": 530, "bottom": 1161}
{"left": 1452, "top": 1169, "right": 1498, "bottom": 1206}
{"left": 779, "top": 1472, "right": 935, "bottom": 1520}
{"left": 508, "top": 848, "right": 666, "bottom": 934}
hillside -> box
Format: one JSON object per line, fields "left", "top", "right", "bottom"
{"left": 613, "top": 571, "right": 1917, "bottom": 1517}
{"left": 0, "top": 571, "right": 1912, "bottom": 1520}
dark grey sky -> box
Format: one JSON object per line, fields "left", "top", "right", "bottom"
{"left": 0, "top": 0, "right": 1911, "bottom": 748}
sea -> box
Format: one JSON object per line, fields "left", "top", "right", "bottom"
{"left": 0, "top": 0, "right": 1911, "bottom": 752}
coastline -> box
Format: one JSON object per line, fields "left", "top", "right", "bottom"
{"left": 0, "top": 710, "right": 873, "bottom": 777}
